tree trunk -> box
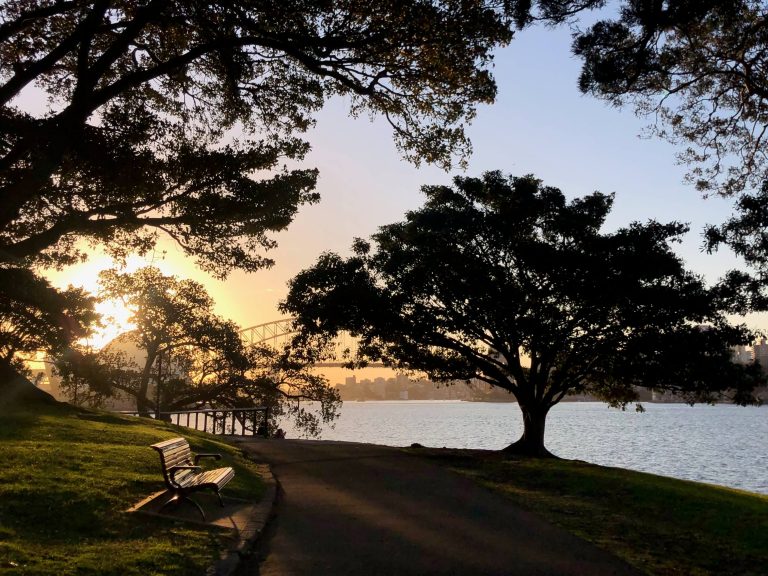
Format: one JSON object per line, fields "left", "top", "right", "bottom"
{"left": 502, "top": 402, "right": 555, "bottom": 458}
{"left": 136, "top": 350, "right": 156, "bottom": 417}
{"left": 0, "top": 358, "right": 59, "bottom": 408}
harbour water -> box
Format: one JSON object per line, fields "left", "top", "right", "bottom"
{"left": 286, "top": 401, "right": 768, "bottom": 495}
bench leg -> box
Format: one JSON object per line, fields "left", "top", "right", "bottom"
{"left": 158, "top": 493, "right": 207, "bottom": 521}
{"left": 183, "top": 496, "right": 207, "bottom": 521}
{"left": 158, "top": 494, "right": 180, "bottom": 514}
{"left": 215, "top": 489, "right": 225, "bottom": 508}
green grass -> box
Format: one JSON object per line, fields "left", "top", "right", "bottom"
{"left": 415, "top": 449, "right": 768, "bottom": 576}
{"left": 0, "top": 400, "right": 265, "bottom": 576}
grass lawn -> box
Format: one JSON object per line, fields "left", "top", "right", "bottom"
{"left": 0, "top": 399, "right": 265, "bottom": 576}
{"left": 415, "top": 449, "right": 768, "bottom": 576}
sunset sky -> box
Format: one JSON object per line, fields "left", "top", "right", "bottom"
{"left": 44, "top": 23, "right": 759, "bottom": 346}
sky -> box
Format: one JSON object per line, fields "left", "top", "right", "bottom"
{"left": 44, "top": 22, "right": 760, "bottom": 348}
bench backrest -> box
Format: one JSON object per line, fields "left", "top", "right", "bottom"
{"left": 151, "top": 437, "right": 195, "bottom": 488}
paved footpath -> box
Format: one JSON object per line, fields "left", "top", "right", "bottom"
{"left": 237, "top": 439, "right": 640, "bottom": 576}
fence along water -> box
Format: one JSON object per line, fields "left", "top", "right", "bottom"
{"left": 119, "top": 407, "right": 269, "bottom": 436}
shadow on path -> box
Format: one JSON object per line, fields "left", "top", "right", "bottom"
{"left": 240, "top": 440, "right": 638, "bottom": 576}
{"left": 236, "top": 439, "right": 640, "bottom": 576}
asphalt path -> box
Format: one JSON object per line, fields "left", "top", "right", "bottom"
{"left": 237, "top": 439, "right": 640, "bottom": 576}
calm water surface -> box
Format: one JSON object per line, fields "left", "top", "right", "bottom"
{"left": 285, "top": 401, "right": 768, "bottom": 495}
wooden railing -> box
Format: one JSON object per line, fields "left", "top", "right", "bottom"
{"left": 118, "top": 407, "right": 269, "bottom": 437}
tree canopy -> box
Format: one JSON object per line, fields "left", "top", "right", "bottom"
{"left": 282, "top": 172, "right": 762, "bottom": 456}
{"left": 515, "top": 1, "right": 768, "bottom": 323}
{"left": 0, "top": 267, "right": 96, "bottom": 362}
{"left": 91, "top": 266, "right": 246, "bottom": 415}
{"left": 572, "top": 0, "right": 768, "bottom": 197}
{"left": 0, "top": 0, "right": 518, "bottom": 397}
{"left": 0, "top": 0, "right": 516, "bottom": 273}
{"left": 560, "top": 0, "right": 768, "bottom": 316}
{"left": 0, "top": 265, "right": 97, "bottom": 404}
{"left": 544, "top": 0, "right": 768, "bottom": 325}
{"left": 56, "top": 266, "right": 339, "bottom": 434}
{"left": 497, "top": 1, "right": 768, "bottom": 199}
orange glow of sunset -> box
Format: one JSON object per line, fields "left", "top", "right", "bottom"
{"left": 44, "top": 251, "right": 171, "bottom": 349}
{"left": 87, "top": 298, "right": 135, "bottom": 349}
{"left": 43, "top": 238, "right": 292, "bottom": 337}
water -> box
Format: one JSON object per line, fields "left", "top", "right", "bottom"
{"left": 283, "top": 401, "right": 768, "bottom": 495}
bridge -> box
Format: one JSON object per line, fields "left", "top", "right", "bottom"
{"left": 239, "top": 318, "right": 384, "bottom": 368}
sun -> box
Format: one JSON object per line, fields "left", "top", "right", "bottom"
{"left": 86, "top": 298, "right": 136, "bottom": 349}
{"left": 42, "top": 241, "right": 240, "bottom": 348}
{"left": 43, "top": 252, "right": 154, "bottom": 349}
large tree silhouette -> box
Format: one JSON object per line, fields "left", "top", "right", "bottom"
{"left": 93, "top": 267, "right": 243, "bottom": 415}
{"left": 0, "top": 1, "right": 515, "bottom": 269}
{"left": 0, "top": 1, "right": 517, "bottom": 398}
{"left": 282, "top": 172, "right": 762, "bottom": 456}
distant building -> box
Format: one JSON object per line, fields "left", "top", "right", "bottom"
{"left": 731, "top": 345, "right": 753, "bottom": 365}
{"left": 371, "top": 377, "right": 387, "bottom": 399}
{"left": 753, "top": 338, "right": 768, "bottom": 371}
{"left": 335, "top": 373, "right": 475, "bottom": 401}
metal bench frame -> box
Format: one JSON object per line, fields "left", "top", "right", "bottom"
{"left": 150, "top": 437, "right": 235, "bottom": 520}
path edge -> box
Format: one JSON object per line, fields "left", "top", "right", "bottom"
{"left": 208, "top": 459, "right": 279, "bottom": 576}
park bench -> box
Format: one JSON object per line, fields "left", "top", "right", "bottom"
{"left": 150, "top": 437, "right": 235, "bottom": 521}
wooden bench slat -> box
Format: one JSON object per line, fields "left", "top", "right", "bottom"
{"left": 163, "top": 446, "right": 192, "bottom": 459}
{"left": 152, "top": 438, "right": 187, "bottom": 450}
{"left": 164, "top": 454, "right": 192, "bottom": 467}
{"left": 191, "top": 468, "right": 235, "bottom": 487}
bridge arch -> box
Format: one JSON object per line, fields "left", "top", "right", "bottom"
{"left": 239, "top": 319, "right": 383, "bottom": 368}
{"left": 240, "top": 318, "right": 297, "bottom": 348}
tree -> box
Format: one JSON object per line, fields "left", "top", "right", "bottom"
{"left": 507, "top": 1, "right": 768, "bottom": 297}
{"left": 0, "top": 0, "right": 516, "bottom": 270}
{"left": 82, "top": 266, "right": 264, "bottom": 415}
{"left": 705, "top": 181, "right": 768, "bottom": 314}
{"left": 531, "top": 0, "right": 768, "bottom": 330}
{"left": 282, "top": 172, "right": 762, "bottom": 456}
{"left": 57, "top": 266, "right": 340, "bottom": 434}
{"left": 490, "top": 0, "right": 768, "bottom": 199}
{"left": 238, "top": 343, "right": 341, "bottom": 438}
{"left": 571, "top": 0, "right": 768, "bottom": 197}
{"left": 0, "top": 265, "right": 97, "bottom": 404}
{"left": 55, "top": 344, "right": 131, "bottom": 408}
{"left": 0, "top": 0, "right": 516, "bottom": 399}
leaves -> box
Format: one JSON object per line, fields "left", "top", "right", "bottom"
{"left": 0, "top": 265, "right": 98, "bottom": 360}
{"left": 572, "top": 0, "right": 768, "bottom": 197}
{"left": 0, "top": 2, "right": 518, "bottom": 396}
{"left": 0, "top": 0, "right": 516, "bottom": 275}
{"left": 54, "top": 266, "right": 340, "bottom": 435}
{"left": 283, "top": 171, "right": 762, "bottom": 430}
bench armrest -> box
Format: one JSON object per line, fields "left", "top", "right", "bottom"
{"left": 194, "top": 453, "right": 222, "bottom": 464}
{"left": 169, "top": 465, "right": 201, "bottom": 483}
